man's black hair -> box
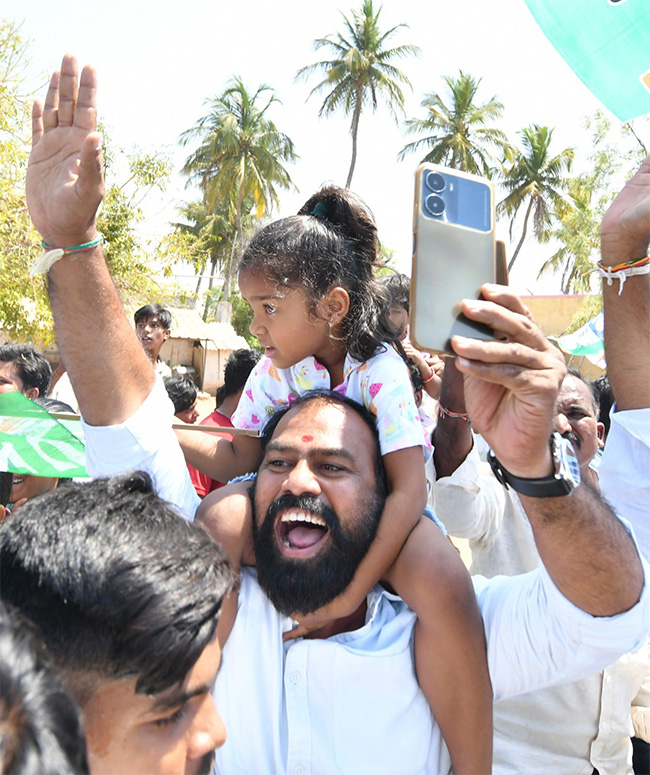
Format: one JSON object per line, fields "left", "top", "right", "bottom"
{"left": 0, "top": 472, "right": 11, "bottom": 508}
{"left": 133, "top": 304, "right": 172, "bottom": 331}
{"left": 34, "top": 397, "right": 75, "bottom": 415}
{"left": 216, "top": 349, "right": 262, "bottom": 406}
{"left": 164, "top": 375, "right": 198, "bottom": 414}
{"left": 0, "top": 602, "right": 89, "bottom": 775}
{"left": 0, "top": 344, "right": 52, "bottom": 397}
{"left": 593, "top": 374, "right": 613, "bottom": 439}
{"left": 380, "top": 272, "right": 411, "bottom": 313}
{"left": 260, "top": 389, "right": 387, "bottom": 497}
{"left": 0, "top": 472, "right": 237, "bottom": 700}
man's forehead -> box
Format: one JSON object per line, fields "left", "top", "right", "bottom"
{"left": 270, "top": 399, "right": 373, "bottom": 450}
{"left": 0, "top": 360, "right": 21, "bottom": 381}
{"left": 559, "top": 375, "right": 593, "bottom": 404}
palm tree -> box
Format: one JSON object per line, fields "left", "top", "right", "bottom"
{"left": 398, "top": 71, "right": 510, "bottom": 177}
{"left": 180, "top": 77, "right": 297, "bottom": 298}
{"left": 297, "top": 0, "right": 419, "bottom": 188}
{"left": 537, "top": 176, "right": 601, "bottom": 294}
{"left": 499, "top": 125, "right": 574, "bottom": 273}
{"left": 172, "top": 199, "right": 232, "bottom": 316}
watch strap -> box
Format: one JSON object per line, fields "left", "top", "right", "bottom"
{"left": 488, "top": 433, "right": 580, "bottom": 498}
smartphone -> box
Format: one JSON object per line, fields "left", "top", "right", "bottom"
{"left": 409, "top": 164, "right": 496, "bottom": 354}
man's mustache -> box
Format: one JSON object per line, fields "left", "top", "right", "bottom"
{"left": 265, "top": 493, "right": 337, "bottom": 531}
{"left": 562, "top": 430, "right": 581, "bottom": 449}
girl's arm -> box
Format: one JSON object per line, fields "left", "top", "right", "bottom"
{"left": 196, "top": 480, "right": 257, "bottom": 572}
{"left": 176, "top": 429, "right": 263, "bottom": 483}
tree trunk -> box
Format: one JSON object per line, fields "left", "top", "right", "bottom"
{"left": 202, "top": 253, "right": 219, "bottom": 321}
{"left": 224, "top": 185, "right": 246, "bottom": 302}
{"left": 345, "top": 90, "right": 363, "bottom": 189}
{"left": 508, "top": 196, "right": 535, "bottom": 272}
{"left": 194, "top": 271, "right": 203, "bottom": 299}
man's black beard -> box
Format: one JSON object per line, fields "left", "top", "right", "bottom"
{"left": 197, "top": 750, "right": 214, "bottom": 775}
{"left": 250, "top": 484, "right": 384, "bottom": 617}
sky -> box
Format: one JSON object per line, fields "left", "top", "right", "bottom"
{"left": 6, "top": 0, "right": 650, "bottom": 294}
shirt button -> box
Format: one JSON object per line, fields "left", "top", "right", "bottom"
{"left": 294, "top": 766, "right": 305, "bottom": 775}
{"left": 290, "top": 671, "right": 301, "bottom": 684}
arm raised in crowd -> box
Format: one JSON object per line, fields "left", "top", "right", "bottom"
{"left": 26, "top": 55, "right": 153, "bottom": 426}
{"left": 452, "top": 285, "right": 644, "bottom": 617}
{"left": 599, "top": 154, "right": 650, "bottom": 411}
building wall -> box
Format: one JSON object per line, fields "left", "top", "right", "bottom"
{"left": 521, "top": 295, "right": 594, "bottom": 338}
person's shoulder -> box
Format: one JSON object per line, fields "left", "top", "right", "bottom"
{"left": 200, "top": 410, "right": 233, "bottom": 429}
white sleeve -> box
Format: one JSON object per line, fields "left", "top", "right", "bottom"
{"left": 599, "top": 407, "right": 650, "bottom": 560}
{"left": 81, "top": 377, "right": 200, "bottom": 521}
{"left": 432, "top": 437, "right": 507, "bottom": 543}
{"left": 474, "top": 551, "right": 650, "bottom": 703}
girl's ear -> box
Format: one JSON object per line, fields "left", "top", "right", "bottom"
{"left": 318, "top": 286, "right": 350, "bottom": 324}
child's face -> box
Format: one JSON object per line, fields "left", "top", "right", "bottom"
{"left": 388, "top": 305, "right": 409, "bottom": 341}
{"left": 239, "top": 269, "right": 334, "bottom": 369}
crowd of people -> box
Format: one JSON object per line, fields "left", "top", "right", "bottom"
{"left": 1, "top": 53, "right": 649, "bottom": 775}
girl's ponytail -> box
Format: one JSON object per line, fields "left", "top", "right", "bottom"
{"left": 239, "top": 185, "right": 399, "bottom": 362}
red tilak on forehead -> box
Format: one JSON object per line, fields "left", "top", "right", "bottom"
{"left": 301, "top": 435, "right": 314, "bottom": 442}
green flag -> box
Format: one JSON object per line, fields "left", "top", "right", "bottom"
{"left": 0, "top": 392, "right": 88, "bottom": 478}
{"left": 524, "top": 0, "right": 650, "bottom": 122}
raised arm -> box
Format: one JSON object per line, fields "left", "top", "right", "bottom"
{"left": 452, "top": 285, "right": 644, "bottom": 617}
{"left": 599, "top": 154, "right": 650, "bottom": 411}
{"left": 26, "top": 55, "right": 153, "bottom": 426}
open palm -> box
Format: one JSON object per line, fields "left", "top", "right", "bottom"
{"left": 26, "top": 55, "right": 104, "bottom": 245}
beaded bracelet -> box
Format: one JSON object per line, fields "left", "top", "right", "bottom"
{"left": 438, "top": 403, "right": 471, "bottom": 423}
{"left": 596, "top": 255, "right": 650, "bottom": 295}
{"left": 31, "top": 234, "right": 104, "bottom": 276}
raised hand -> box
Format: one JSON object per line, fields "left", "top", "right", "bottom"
{"left": 600, "top": 154, "right": 650, "bottom": 266}
{"left": 26, "top": 54, "right": 104, "bottom": 247}
{"left": 451, "top": 285, "right": 566, "bottom": 478}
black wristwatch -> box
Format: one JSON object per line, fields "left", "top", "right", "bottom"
{"left": 488, "top": 432, "right": 581, "bottom": 497}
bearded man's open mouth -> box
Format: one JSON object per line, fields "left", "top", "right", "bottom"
{"left": 274, "top": 509, "right": 330, "bottom": 558}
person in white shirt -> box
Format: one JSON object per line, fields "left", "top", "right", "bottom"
{"left": 25, "top": 55, "right": 650, "bottom": 775}
{"left": 599, "top": 153, "right": 650, "bottom": 772}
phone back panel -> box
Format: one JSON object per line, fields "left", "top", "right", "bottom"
{"left": 410, "top": 164, "right": 496, "bottom": 354}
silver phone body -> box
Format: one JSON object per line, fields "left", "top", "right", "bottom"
{"left": 410, "top": 164, "right": 496, "bottom": 354}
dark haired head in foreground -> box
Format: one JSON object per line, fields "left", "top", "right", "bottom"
{"left": 0, "top": 472, "right": 237, "bottom": 775}
{"left": 0, "top": 602, "right": 88, "bottom": 775}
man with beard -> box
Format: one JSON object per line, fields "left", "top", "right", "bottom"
{"left": 206, "top": 373, "right": 648, "bottom": 774}
{"left": 23, "top": 55, "right": 650, "bottom": 775}
{"left": 248, "top": 391, "right": 387, "bottom": 617}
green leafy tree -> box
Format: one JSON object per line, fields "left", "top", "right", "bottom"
{"left": 168, "top": 198, "right": 233, "bottom": 318}
{"left": 297, "top": 0, "right": 419, "bottom": 188}
{"left": 180, "top": 77, "right": 296, "bottom": 299}
{"left": 499, "top": 124, "right": 574, "bottom": 273}
{"left": 0, "top": 24, "right": 173, "bottom": 343}
{"left": 0, "top": 21, "right": 54, "bottom": 342}
{"left": 537, "top": 176, "right": 600, "bottom": 294}
{"left": 538, "top": 111, "right": 648, "bottom": 293}
{"left": 399, "top": 71, "right": 510, "bottom": 177}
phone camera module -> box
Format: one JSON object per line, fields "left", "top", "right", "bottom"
{"left": 425, "top": 171, "right": 446, "bottom": 192}
{"left": 425, "top": 194, "right": 445, "bottom": 217}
